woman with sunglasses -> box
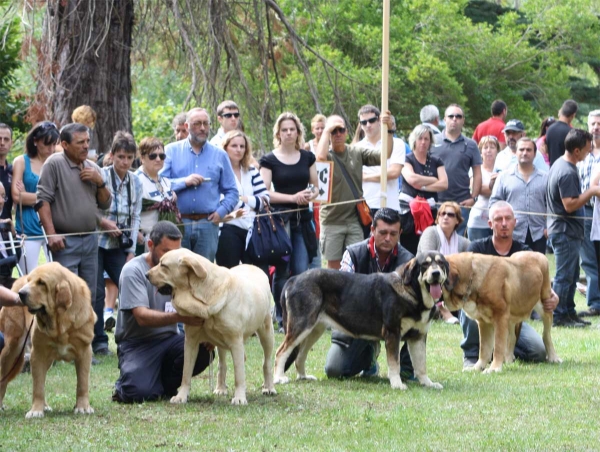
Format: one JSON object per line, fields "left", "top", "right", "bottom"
{"left": 260, "top": 112, "right": 319, "bottom": 333}
{"left": 12, "top": 121, "right": 59, "bottom": 273}
{"left": 418, "top": 201, "right": 470, "bottom": 324}
{"left": 399, "top": 124, "right": 448, "bottom": 255}
{"left": 134, "top": 137, "right": 176, "bottom": 252}
{"left": 466, "top": 136, "right": 500, "bottom": 240}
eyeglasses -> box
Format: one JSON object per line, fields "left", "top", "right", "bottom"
{"left": 331, "top": 127, "right": 347, "bottom": 135}
{"left": 446, "top": 114, "right": 464, "bottom": 120}
{"left": 221, "top": 112, "right": 240, "bottom": 119}
{"left": 189, "top": 121, "right": 210, "bottom": 128}
{"left": 359, "top": 116, "right": 379, "bottom": 126}
{"left": 439, "top": 211, "right": 456, "bottom": 218}
{"left": 148, "top": 153, "right": 166, "bottom": 161}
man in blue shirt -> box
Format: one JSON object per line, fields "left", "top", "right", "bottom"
{"left": 161, "top": 108, "right": 238, "bottom": 261}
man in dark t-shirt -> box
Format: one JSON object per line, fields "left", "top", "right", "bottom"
{"left": 0, "top": 124, "right": 13, "bottom": 220}
{"left": 461, "top": 201, "right": 558, "bottom": 368}
{"left": 547, "top": 128, "right": 600, "bottom": 327}
{"left": 546, "top": 99, "right": 578, "bottom": 166}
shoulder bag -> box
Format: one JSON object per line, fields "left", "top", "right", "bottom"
{"left": 247, "top": 197, "right": 292, "bottom": 266}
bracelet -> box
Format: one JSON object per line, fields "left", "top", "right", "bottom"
{"left": 97, "top": 182, "right": 106, "bottom": 189}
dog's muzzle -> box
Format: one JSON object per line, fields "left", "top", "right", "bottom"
{"left": 425, "top": 268, "right": 445, "bottom": 301}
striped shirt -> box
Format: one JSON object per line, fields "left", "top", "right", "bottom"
{"left": 577, "top": 151, "right": 600, "bottom": 207}
{"left": 98, "top": 167, "right": 143, "bottom": 253}
{"left": 228, "top": 166, "right": 269, "bottom": 231}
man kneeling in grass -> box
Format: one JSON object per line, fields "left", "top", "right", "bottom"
{"left": 112, "top": 221, "right": 214, "bottom": 403}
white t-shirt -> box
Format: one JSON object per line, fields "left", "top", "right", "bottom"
{"left": 360, "top": 136, "right": 405, "bottom": 211}
{"left": 467, "top": 167, "right": 493, "bottom": 229}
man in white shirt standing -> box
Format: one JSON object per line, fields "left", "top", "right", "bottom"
{"left": 356, "top": 105, "right": 405, "bottom": 237}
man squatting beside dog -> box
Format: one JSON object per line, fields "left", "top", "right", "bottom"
{"left": 36, "top": 123, "right": 113, "bottom": 356}
{"left": 324, "top": 208, "right": 415, "bottom": 379}
{"left": 461, "top": 201, "right": 559, "bottom": 368}
{"left": 112, "top": 221, "right": 214, "bottom": 403}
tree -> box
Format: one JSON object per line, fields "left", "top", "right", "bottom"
{"left": 30, "top": 0, "right": 134, "bottom": 153}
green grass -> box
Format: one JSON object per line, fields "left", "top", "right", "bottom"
{"left": 2, "top": 255, "right": 600, "bottom": 451}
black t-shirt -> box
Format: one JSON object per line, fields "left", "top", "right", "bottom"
{"left": 546, "top": 121, "right": 571, "bottom": 167}
{"left": 259, "top": 150, "right": 316, "bottom": 211}
{"left": 467, "top": 236, "right": 530, "bottom": 257}
{"left": 401, "top": 152, "right": 444, "bottom": 201}
{"left": 0, "top": 163, "right": 13, "bottom": 220}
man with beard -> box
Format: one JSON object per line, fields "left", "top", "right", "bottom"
{"left": 493, "top": 119, "right": 548, "bottom": 175}
{"left": 161, "top": 108, "right": 238, "bottom": 261}
{"left": 112, "top": 221, "right": 214, "bottom": 403}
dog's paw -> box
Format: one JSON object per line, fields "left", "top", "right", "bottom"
{"left": 389, "top": 376, "right": 408, "bottom": 390}
{"left": 483, "top": 366, "right": 502, "bottom": 374}
{"left": 44, "top": 405, "right": 53, "bottom": 412}
{"left": 262, "top": 387, "right": 277, "bottom": 396}
{"left": 231, "top": 396, "right": 248, "bottom": 405}
{"left": 213, "top": 387, "right": 228, "bottom": 396}
{"left": 547, "top": 355, "right": 563, "bottom": 364}
{"left": 427, "top": 381, "right": 443, "bottom": 390}
{"left": 297, "top": 374, "right": 317, "bottom": 381}
{"left": 25, "top": 410, "right": 45, "bottom": 419}
{"left": 274, "top": 375, "right": 290, "bottom": 385}
{"left": 74, "top": 405, "right": 94, "bottom": 415}
{"left": 170, "top": 394, "right": 188, "bottom": 404}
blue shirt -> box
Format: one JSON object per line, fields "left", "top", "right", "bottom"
{"left": 161, "top": 138, "right": 239, "bottom": 218}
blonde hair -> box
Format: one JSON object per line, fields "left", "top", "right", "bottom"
{"left": 72, "top": 105, "right": 97, "bottom": 128}
{"left": 223, "top": 130, "right": 253, "bottom": 170}
{"left": 311, "top": 114, "right": 326, "bottom": 127}
{"left": 272, "top": 112, "right": 305, "bottom": 150}
{"left": 478, "top": 135, "right": 500, "bottom": 153}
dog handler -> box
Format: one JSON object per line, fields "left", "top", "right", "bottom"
{"left": 0, "top": 287, "right": 23, "bottom": 352}
{"left": 324, "top": 208, "right": 415, "bottom": 380}
{"left": 112, "top": 221, "right": 214, "bottom": 403}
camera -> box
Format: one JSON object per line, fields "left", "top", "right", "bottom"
{"left": 117, "top": 223, "right": 133, "bottom": 249}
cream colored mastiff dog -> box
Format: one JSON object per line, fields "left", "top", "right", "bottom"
{"left": 147, "top": 248, "right": 276, "bottom": 405}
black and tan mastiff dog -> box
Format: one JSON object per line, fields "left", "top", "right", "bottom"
{"left": 274, "top": 251, "right": 448, "bottom": 390}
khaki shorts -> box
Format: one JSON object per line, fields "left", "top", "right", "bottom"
{"left": 320, "top": 222, "right": 364, "bottom": 261}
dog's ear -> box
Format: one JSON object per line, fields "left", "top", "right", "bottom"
{"left": 179, "top": 255, "right": 207, "bottom": 280}
{"left": 55, "top": 280, "right": 72, "bottom": 310}
{"left": 398, "top": 258, "right": 418, "bottom": 286}
{"left": 444, "top": 263, "right": 458, "bottom": 292}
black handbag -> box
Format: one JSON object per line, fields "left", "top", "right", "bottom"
{"left": 247, "top": 200, "right": 292, "bottom": 266}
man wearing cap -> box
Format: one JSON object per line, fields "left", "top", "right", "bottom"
{"left": 493, "top": 119, "right": 548, "bottom": 175}
{"left": 472, "top": 100, "right": 507, "bottom": 146}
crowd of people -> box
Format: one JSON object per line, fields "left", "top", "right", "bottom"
{"left": 0, "top": 96, "right": 598, "bottom": 401}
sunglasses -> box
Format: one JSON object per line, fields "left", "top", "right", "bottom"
{"left": 148, "top": 153, "right": 166, "bottom": 161}
{"left": 331, "top": 127, "right": 347, "bottom": 135}
{"left": 440, "top": 211, "right": 456, "bottom": 218}
{"left": 359, "top": 116, "right": 379, "bottom": 126}
{"left": 446, "top": 114, "right": 464, "bottom": 120}
{"left": 221, "top": 112, "right": 240, "bottom": 119}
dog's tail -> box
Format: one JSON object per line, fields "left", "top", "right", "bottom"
{"left": 279, "top": 277, "right": 300, "bottom": 372}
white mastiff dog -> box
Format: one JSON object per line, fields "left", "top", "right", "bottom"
{"left": 147, "top": 248, "right": 276, "bottom": 405}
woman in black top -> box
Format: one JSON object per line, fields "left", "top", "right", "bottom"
{"left": 259, "top": 112, "right": 318, "bottom": 332}
{"left": 399, "top": 124, "right": 448, "bottom": 255}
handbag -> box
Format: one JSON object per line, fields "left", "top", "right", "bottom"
{"left": 330, "top": 152, "right": 373, "bottom": 227}
{"left": 247, "top": 199, "right": 292, "bottom": 266}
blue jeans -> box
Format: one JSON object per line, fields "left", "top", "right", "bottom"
{"left": 273, "top": 220, "right": 310, "bottom": 328}
{"left": 580, "top": 206, "right": 600, "bottom": 310}
{"left": 52, "top": 235, "right": 100, "bottom": 349}
{"left": 0, "top": 331, "right": 4, "bottom": 353}
{"left": 467, "top": 227, "right": 492, "bottom": 241}
{"left": 181, "top": 219, "right": 219, "bottom": 262}
{"left": 456, "top": 206, "right": 470, "bottom": 238}
{"left": 95, "top": 247, "right": 127, "bottom": 352}
{"left": 460, "top": 311, "right": 546, "bottom": 362}
{"left": 549, "top": 233, "right": 582, "bottom": 318}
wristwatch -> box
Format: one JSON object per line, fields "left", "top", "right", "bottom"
{"left": 97, "top": 181, "right": 107, "bottom": 189}
{"left": 472, "top": 196, "right": 478, "bottom": 202}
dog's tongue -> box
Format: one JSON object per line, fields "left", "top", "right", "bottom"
{"left": 429, "top": 283, "right": 442, "bottom": 300}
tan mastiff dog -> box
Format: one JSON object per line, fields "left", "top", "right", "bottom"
{"left": 147, "top": 248, "right": 276, "bottom": 405}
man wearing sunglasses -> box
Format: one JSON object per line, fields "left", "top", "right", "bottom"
{"left": 209, "top": 100, "right": 241, "bottom": 147}
{"left": 356, "top": 105, "right": 405, "bottom": 236}
{"left": 432, "top": 104, "right": 482, "bottom": 237}
{"left": 316, "top": 112, "right": 394, "bottom": 270}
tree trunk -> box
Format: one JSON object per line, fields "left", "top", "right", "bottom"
{"left": 36, "top": 0, "right": 133, "bottom": 154}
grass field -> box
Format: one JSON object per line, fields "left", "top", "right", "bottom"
{"left": 2, "top": 255, "right": 600, "bottom": 451}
